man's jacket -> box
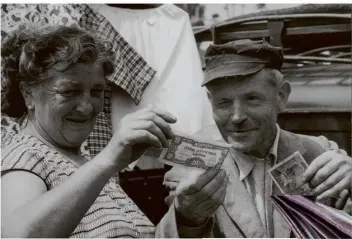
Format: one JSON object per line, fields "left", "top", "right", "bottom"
{"left": 156, "top": 125, "right": 350, "bottom": 238}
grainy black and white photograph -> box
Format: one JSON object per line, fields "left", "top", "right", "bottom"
{"left": 1, "top": 2, "right": 351, "bottom": 238}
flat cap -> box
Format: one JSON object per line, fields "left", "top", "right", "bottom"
{"left": 203, "top": 39, "right": 283, "bottom": 86}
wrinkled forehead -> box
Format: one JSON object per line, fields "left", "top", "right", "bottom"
{"left": 57, "top": 62, "right": 104, "bottom": 78}
{"left": 205, "top": 68, "right": 275, "bottom": 94}
{"left": 45, "top": 62, "right": 106, "bottom": 87}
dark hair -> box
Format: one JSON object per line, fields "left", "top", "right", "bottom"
{"left": 1, "top": 24, "right": 115, "bottom": 118}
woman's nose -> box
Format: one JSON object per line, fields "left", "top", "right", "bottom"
{"left": 76, "top": 94, "right": 94, "bottom": 116}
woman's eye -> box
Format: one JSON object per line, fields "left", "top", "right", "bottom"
{"left": 91, "top": 89, "right": 104, "bottom": 97}
{"left": 61, "top": 90, "right": 80, "bottom": 97}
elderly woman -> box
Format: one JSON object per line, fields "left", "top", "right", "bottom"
{"left": 1, "top": 25, "right": 181, "bottom": 238}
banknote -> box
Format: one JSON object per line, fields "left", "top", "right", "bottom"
{"left": 268, "top": 151, "right": 311, "bottom": 195}
{"left": 158, "top": 134, "right": 231, "bottom": 170}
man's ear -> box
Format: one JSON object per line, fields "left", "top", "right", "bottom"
{"left": 19, "top": 82, "right": 34, "bottom": 108}
{"left": 278, "top": 81, "right": 291, "bottom": 112}
{"left": 206, "top": 88, "right": 212, "bottom": 102}
{"left": 206, "top": 91, "right": 211, "bottom": 100}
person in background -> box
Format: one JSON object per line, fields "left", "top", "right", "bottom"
{"left": 160, "top": 39, "right": 352, "bottom": 238}
{"left": 0, "top": 24, "right": 207, "bottom": 238}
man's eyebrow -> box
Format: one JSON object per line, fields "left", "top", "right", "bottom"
{"left": 243, "top": 89, "right": 262, "bottom": 95}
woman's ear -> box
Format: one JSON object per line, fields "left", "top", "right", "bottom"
{"left": 278, "top": 81, "right": 291, "bottom": 112}
{"left": 19, "top": 82, "right": 34, "bottom": 109}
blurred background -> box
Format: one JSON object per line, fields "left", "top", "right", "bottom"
{"left": 176, "top": 4, "right": 300, "bottom": 27}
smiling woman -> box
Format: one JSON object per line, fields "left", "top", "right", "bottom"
{"left": 26, "top": 62, "right": 107, "bottom": 148}
{"left": 1, "top": 24, "right": 114, "bottom": 118}
{"left": 0, "top": 24, "right": 181, "bottom": 238}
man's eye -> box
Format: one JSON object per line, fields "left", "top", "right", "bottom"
{"left": 246, "top": 95, "right": 262, "bottom": 105}
{"left": 247, "top": 95, "right": 260, "bottom": 101}
{"left": 216, "top": 100, "right": 232, "bottom": 107}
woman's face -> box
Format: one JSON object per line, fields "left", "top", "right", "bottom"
{"left": 30, "top": 63, "right": 106, "bottom": 148}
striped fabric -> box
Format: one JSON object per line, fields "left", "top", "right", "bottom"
{"left": 1, "top": 132, "right": 155, "bottom": 238}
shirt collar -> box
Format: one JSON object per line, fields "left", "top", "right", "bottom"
{"left": 232, "top": 124, "right": 281, "bottom": 181}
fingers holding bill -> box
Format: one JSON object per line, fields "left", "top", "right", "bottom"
{"left": 317, "top": 176, "right": 351, "bottom": 201}
{"left": 182, "top": 167, "right": 223, "bottom": 195}
{"left": 138, "top": 110, "right": 175, "bottom": 140}
{"left": 302, "top": 151, "right": 333, "bottom": 183}
{"left": 308, "top": 159, "right": 341, "bottom": 189}
{"left": 132, "top": 120, "right": 169, "bottom": 147}
{"left": 311, "top": 167, "right": 347, "bottom": 196}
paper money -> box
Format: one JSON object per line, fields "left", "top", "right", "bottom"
{"left": 268, "top": 151, "right": 311, "bottom": 195}
{"left": 158, "top": 134, "right": 231, "bottom": 170}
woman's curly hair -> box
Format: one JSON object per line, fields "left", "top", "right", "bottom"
{"left": 1, "top": 24, "right": 115, "bottom": 118}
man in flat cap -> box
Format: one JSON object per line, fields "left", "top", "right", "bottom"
{"left": 157, "top": 39, "right": 352, "bottom": 237}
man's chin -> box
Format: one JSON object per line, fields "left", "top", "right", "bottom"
{"left": 227, "top": 137, "right": 253, "bottom": 153}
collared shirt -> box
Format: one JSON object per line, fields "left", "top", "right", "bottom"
{"left": 231, "top": 124, "right": 281, "bottom": 237}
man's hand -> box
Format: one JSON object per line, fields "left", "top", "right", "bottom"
{"left": 174, "top": 167, "right": 228, "bottom": 227}
{"left": 302, "top": 151, "right": 352, "bottom": 204}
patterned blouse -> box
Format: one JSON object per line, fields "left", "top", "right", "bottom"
{"left": 1, "top": 131, "right": 155, "bottom": 238}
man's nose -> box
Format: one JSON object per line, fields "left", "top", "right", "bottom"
{"left": 76, "top": 93, "right": 94, "bottom": 116}
{"left": 231, "top": 101, "right": 248, "bottom": 124}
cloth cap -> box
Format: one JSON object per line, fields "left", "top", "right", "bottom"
{"left": 203, "top": 39, "right": 283, "bottom": 86}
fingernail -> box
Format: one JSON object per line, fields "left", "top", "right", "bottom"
{"left": 168, "top": 114, "right": 177, "bottom": 122}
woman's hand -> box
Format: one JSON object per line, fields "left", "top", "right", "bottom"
{"left": 108, "top": 106, "right": 177, "bottom": 170}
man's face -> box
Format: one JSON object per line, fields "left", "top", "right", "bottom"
{"left": 206, "top": 69, "right": 289, "bottom": 157}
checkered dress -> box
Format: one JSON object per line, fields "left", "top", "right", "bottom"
{"left": 1, "top": 4, "right": 156, "bottom": 157}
